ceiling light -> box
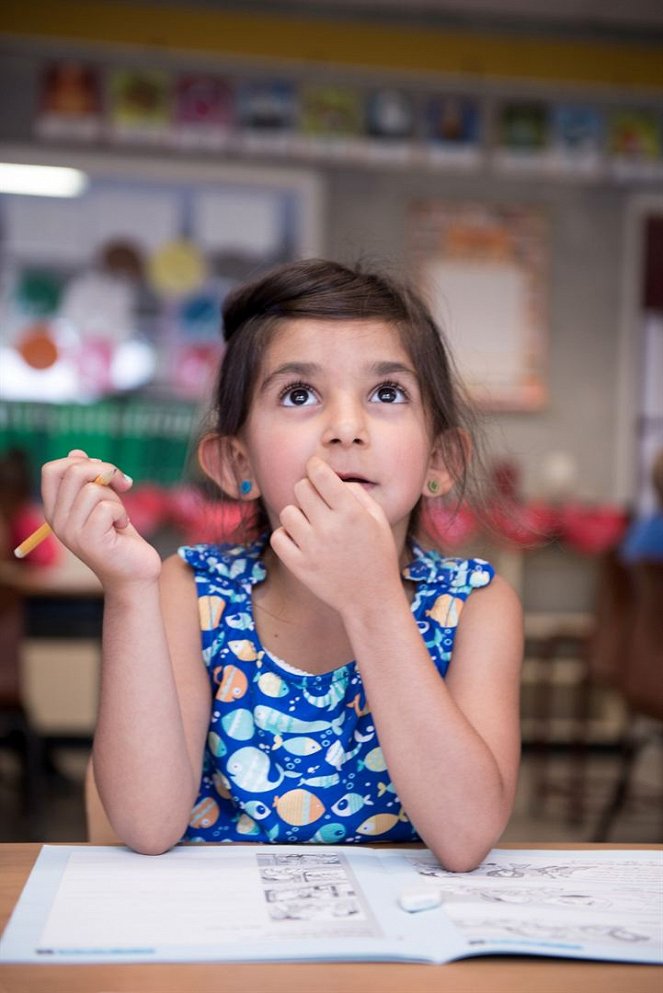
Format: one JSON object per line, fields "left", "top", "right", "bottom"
{"left": 0, "top": 163, "right": 88, "bottom": 197}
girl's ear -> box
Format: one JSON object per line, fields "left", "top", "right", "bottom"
{"left": 423, "top": 428, "right": 471, "bottom": 500}
{"left": 197, "top": 433, "right": 261, "bottom": 501}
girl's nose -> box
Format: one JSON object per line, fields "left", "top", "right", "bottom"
{"left": 321, "top": 398, "right": 368, "bottom": 447}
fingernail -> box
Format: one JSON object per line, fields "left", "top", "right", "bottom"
{"left": 123, "top": 473, "right": 133, "bottom": 485}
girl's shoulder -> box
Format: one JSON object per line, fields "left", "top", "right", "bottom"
{"left": 178, "top": 537, "right": 268, "bottom": 593}
{"left": 404, "top": 542, "right": 495, "bottom": 597}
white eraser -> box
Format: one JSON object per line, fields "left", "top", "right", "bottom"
{"left": 398, "top": 887, "right": 443, "bottom": 913}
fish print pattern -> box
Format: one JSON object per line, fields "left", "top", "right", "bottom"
{"left": 179, "top": 535, "right": 494, "bottom": 844}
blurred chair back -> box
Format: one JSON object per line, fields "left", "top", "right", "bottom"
{"left": 586, "top": 549, "right": 635, "bottom": 690}
{"left": 621, "top": 560, "right": 663, "bottom": 720}
{"left": 85, "top": 758, "right": 120, "bottom": 844}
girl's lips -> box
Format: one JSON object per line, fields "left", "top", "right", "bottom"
{"left": 337, "top": 473, "right": 375, "bottom": 486}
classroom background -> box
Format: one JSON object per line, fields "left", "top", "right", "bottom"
{"left": 0, "top": 0, "right": 661, "bottom": 846}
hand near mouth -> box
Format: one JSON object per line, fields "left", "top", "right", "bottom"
{"left": 270, "top": 457, "right": 404, "bottom": 616}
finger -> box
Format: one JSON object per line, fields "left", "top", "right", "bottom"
{"left": 344, "top": 481, "right": 384, "bottom": 520}
{"left": 278, "top": 504, "right": 310, "bottom": 548}
{"left": 292, "top": 477, "right": 331, "bottom": 522}
{"left": 51, "top": 466, "right": 127, "bottom": 537}
{"left": 270, "top": 525, "right": 303, "bottom": 569}
{"left": 305, "top": 457, "right": 346, "bottom": 506}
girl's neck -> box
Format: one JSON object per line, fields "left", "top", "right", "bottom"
{"left": 251, "top": 540, "right": 415, "bottom": 676}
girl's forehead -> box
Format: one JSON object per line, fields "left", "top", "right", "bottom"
{"left": 264, "top": 317, "right": 410, "bottom": 363}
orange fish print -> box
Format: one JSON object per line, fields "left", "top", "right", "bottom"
{"left": 189, "top": 796, "right": 220, "bottom": 829}
{"left": 274, "top": 789, "right": 326, "bottom": 826}
{"left": 356, "top": 808, "right": 409, "bottom": 836}
{"left": 198, "top": 594, "right": 226, "bottom": 631}
{"left": 347, "top": 693, "right": 370, "bottom": 717}
{"left": 215, "top": 664, "right": 249, "bottom": 702}
{"left": 426, "top": 593, "right": 464, "bottom": 628}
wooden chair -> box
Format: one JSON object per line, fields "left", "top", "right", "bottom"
{"left": 592, "top": 559, "right": 663, "bottom": 841}
{"left": 85, "top": 758, "right": 120, "bottom": 843}
{"left": 0, "top": 580, "right": 44, "bottom": 834}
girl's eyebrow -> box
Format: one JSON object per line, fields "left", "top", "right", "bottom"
{"left": 370, "top": 361, "right": 418, "bottom": 380}
{"left": 259, "top": 362, "right": 319, "bottom": 393}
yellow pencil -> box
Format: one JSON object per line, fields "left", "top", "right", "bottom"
{"left": 13, "top": 467, "right": 117, "bottom": 559}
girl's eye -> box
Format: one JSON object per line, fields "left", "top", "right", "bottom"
{"left": 371, "top": 382, "right": 408, "bottom": 404}
{"left": 280, "top": 383, "right": 317, "bottom": 407}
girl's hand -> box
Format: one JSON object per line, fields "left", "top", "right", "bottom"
{"left": 41, "top": 449, "right": 161, "bottom": 589}
{"left": 270, "top": 456, "right": 403, "bottom": 615}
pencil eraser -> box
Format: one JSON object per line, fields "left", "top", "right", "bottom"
{"left": 398, "top": 888, "right": 442, "bottom": 913}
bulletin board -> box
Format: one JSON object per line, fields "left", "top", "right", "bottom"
{"left": 0, "top": 149, "right": 323, "bottom": 405}
{"left": 0, "top": 148, "right": 322, "bottom": 485}
{"left": 408, "top": 201, "right": 549, "bottom": 411}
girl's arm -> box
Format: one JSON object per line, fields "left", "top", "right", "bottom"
{"left": 93, "top": 555, "right": 210, "bottom": 854}
{"left": 41, "top": 453, "right": 210, "bottom": 854}
{"left": 341, "top": 575, "right": 522, "bottom": 873}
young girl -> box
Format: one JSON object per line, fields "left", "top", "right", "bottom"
{"left": 41, "top": 259, "right": 522, "bottom": 871}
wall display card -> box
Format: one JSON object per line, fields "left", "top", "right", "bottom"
{"left": 172, "top": 74, "right": 235, "bottom": 150}
{"left": 236, "top": 80, "right": 299, "bottom": 156}
{"left": 366, "top": 88, "right": 416, "bottom": 140}
{"left": 108, "top": 69, "right": 172, "bottom": 144}
{"left": 408, "top": 201, "right": 549, "bottom": 410}
{"left": 295, "top": 84, "right": 366, "bottom": 160}
{"left": 608, "top": 108, "right": 663, "bottom": 181}
{"left": 34, "top": 61, "right": 103, "bottom": 141}
{"left": 548, "top": 104, "right": 605, "bottom": 177}
{"left": 493, "top": 101, "right": 552, "bottom": 173}
{"left": 423, "top": 94, "right": 482, "bottom": 168}
{"left": 0, "top": 846, "right": 661, "bottom": 965}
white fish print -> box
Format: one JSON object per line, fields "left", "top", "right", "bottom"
{"left": 225, "top": 612, "right": 254, "bottom": 630}
{"left": 325, "top": 738, "right": 361, "bottom": 770}
{"left": 226, "top": 746, "right": 285, "bottom": 792}
{"left": 272, "top": 735, "right": 322, "bottom": 756}
{"left": 331, "top": 792, "right": 374, "bottom": 816}
{"left": 302, "top": 680, "right": 347, "bottom": 710}
{"left": 299, "top": 772, "right": 341, "bottom": 788}
{"left": 254, "top": 704, "right": 345, "bottom": 737}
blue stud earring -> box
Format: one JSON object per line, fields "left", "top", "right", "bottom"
{"left": 239, "top": 480, "right": 253, "bottom": 496}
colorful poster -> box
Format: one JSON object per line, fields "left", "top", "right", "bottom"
{"left": 237, "top": 80, "right": 298, "bottom": 131}
{"left": 552, "top": 104, "right": 604, "bottom": 157}
{"left": 108, "top": 69, "right": 171, "bottom": 142}
{"left": 300, "top": 85, "right": 363, "bottom": 137}
{"left": 35, "top": 61, "right": 102, "bottom": 140}
{"left": 608, "top": 108, "right": 661, "bottom": 160}
{"left": 365, "top": 88, "right": 415, "bottom": 140}
{"left": 408, "top": 201, "right": 549, "bottom": 411}
{"left": 175, "top": 74, "right": 233, "bottom": 125}
{"left": 498, "top": 101, "right": 550, "bottom": 153}
{"left": 172, "top": 74, "right": 235, "bottom": 149}
{"left": 425, "top": 94, "right": 480, "bottom": 146}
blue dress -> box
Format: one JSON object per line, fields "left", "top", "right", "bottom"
{"left": 179, "top": 535, "right": 494, "bottom": 844}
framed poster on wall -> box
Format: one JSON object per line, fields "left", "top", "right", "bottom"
{"left": 408, "top": 201, "right": 548, "bottom": 411}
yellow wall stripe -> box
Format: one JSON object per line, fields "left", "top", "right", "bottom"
{"left": 1, "top": 1, "right": 662, "bottom": 91}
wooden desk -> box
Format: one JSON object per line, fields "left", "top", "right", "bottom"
{"left": 1, "top": 843, "right": 661, "bottom": 993}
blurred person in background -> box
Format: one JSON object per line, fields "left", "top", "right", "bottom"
{"left": 620, "top": 448, "right": 663, "bottom": 563}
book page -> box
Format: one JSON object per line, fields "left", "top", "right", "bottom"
{"left": 0, "top": 845, "right": 462, "bottom": 964}
{"left": 392, "top": 848, "right": 663, "bottom": 963}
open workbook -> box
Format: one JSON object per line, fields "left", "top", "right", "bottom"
{"left": 1, "top": 845, "right": 661, "bottom": 965}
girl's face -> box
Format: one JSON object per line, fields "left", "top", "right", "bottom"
{"left": 237, "top": 318, "right": 444, "bottom": 545}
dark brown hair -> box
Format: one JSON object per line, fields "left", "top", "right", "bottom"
{"left": 207, "top": 258, "right": 481, "bottom": 542}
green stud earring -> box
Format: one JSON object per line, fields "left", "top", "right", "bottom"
{"left": 427, "top": 479, "right": 440, "bottom": 495}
